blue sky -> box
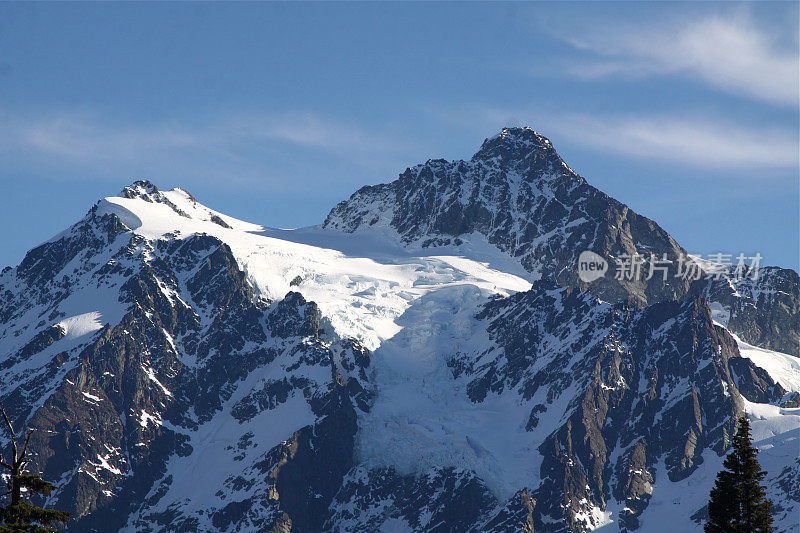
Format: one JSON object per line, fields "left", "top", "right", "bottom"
{"left": 1, "top": 2, "right": 798, "bottom": 270}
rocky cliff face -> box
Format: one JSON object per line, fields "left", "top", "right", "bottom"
{"left": 324, "top": 127, "right": 690, "bottom": 308}
{"left": 0, "top": 187, "right": 373, "bottom": 532}
{"left": 457, "top": 284, "right": 778, "bottom": 531}
{"left": 0, "top": 128, "right": 798, "bottom": 533}
{"left": 700, "top": 267, "right": 800, "bottom": 356}
{"left": 324, "top": 126, "right": 797, "bottom": 360}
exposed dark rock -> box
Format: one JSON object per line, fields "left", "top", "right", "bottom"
{"left": 699, "top": 266, "right": 800, "bottom": 356}
{"left": 458, "top": 283, "right": 759, "bottom": 531}
{"left": 479, "top": 489, "right": 536, "bottom": 533}
{"left": 324, "top": 467, "right": 506, "bottom": 532}
{"left": 265, "top": 292, "right": 320, "bottom": 340}
{"left": 17, "top": 208, "right": 129, "bottom": 289}
{"left": 1, "top": 133, "right": 797, "bottom": 532}
{"left": 728, "top": 356, "right": 786, "bottom": 403}
{"left": 780, "top": 392, "right": 800, "bottom": 408}
{"left": 211, "top": 214, "right": 232, "bottom": 229}
{"left": 121, "top": 180, "right": 191, "bottom": 218}
{"left": 4, "top": 324, "right": 66, "bottom": 370}
{"left": 325, "top": 127, "right": 690, "bottom": 308}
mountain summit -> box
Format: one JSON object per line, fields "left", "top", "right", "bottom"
{"left": 325, "top": 126, "right": 688, "bottom": 306}
{"left": 0, "top": 129, "right": 798, "bottom": 532}
{"left": 471, "top": 127, "right": 566, "bottom": 167}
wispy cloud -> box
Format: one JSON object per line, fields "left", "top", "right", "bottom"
{"left": 556, "top": 11, "right": 799, "bottom": 107}
{"left": 435, "top": 106, "right": 798, "bottom": 171}
{"left": 546, "top": 113, "right": 799, "bottom": 169}
{"left": 5, "top": 110, "right": 406, "bottom": 162}
{"left": 15, "top": 112, "right": 214, "bottom": 160}
{"left": 0, "top": 109, "right": 415, "bottom": 189}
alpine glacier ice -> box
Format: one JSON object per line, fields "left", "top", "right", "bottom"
{"left": 0, "top": 128, "right": 797, "bottom": 532}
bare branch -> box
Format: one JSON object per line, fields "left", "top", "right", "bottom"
{"left": 0, "top": 406, "right": 17, "bottom": 461}
{"left": 0, "top": 406, "right": 14, "bottom": 437}
{"left": 18, "top": 430, "right": 33, "bottom": 467}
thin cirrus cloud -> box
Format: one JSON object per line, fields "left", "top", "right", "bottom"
{"left": 558, "top": 12, "right": 799, "bottom": 107}
{"left": 547, "top": 114, "right": 799, "bottom": 170}
{"left": 0, "top": 109, "right": 414, "bottom": 185}
{"left": 15, "top": 113, "right": 214, "bottom": 161}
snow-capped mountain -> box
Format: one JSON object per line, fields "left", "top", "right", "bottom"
{"left": 324, "top": 127, "right": 690, "bottom": 307}
{"left": 0, "top": 128, "right": 797, "bottom": 532}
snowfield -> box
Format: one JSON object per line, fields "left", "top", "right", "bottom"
{"left": 3, "top": 178, "right": 797, "bottom": 533}
{"left": 100, "top": 188, "right": 800, "bottom": 531}
{"left": 100, "top": 190, "right": 534, "bottom": 351}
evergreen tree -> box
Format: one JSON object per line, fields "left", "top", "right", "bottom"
{"left": 705, "top": 416, "right": 773, "bottom": 533}
{"left": 0, "top": 407, "right": 70, "bottom": 533}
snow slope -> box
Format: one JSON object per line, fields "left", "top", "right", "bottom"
{"left": 735, "top": 335, "right": 800, "bottom": 393}
{"left": 355, "top": 284, "right": 542, "bottom": 502}
{"left": 99, "top": 188, "right": 533, "bottom": 351}
{"left": 2, "top": 178, "right": 798, "bottom": 533}
{"left": 77, "top": 186, "right": 800, "bottom": 530}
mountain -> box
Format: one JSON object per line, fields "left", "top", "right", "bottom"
{"left": 325, "top": 127, "right": 798, "bottom": 356}
{"left": 0, "top": 128, "right": 798, "bottom": 532}
{"left": 325, "top": 127, "right": 691, "bottom": 308}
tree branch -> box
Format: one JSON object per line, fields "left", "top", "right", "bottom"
{"left": 18, "top": 430, "right": 33, "bottom": 467}
{"left": 0, "top": 406, "right": 17, "bottom": 462}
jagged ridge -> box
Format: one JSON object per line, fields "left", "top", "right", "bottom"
{"left": 0, "top": 129, "right": 797, "bottom": 533}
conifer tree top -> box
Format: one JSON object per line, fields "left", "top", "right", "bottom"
{"left": 705, "top": 417, "right": 774, "bottom": 533}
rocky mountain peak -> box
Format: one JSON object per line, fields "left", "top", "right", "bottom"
{"left": 120, "top": 179, "right": 161, "bottom": 200}
{"left": 471, "top": 126, "right": 559, "bottom": 166}
{"left": 1, "top": 128, "right": 797, "bottom": 533}
{"left": 324, "top": 126, "right": 690, "bottom": 307}
{"left": 119, "top": 179, "right": 191, "bottom": 218}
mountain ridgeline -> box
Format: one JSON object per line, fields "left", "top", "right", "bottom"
{"left": 0, "top": 127, "right": 797, "bottom": 532}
